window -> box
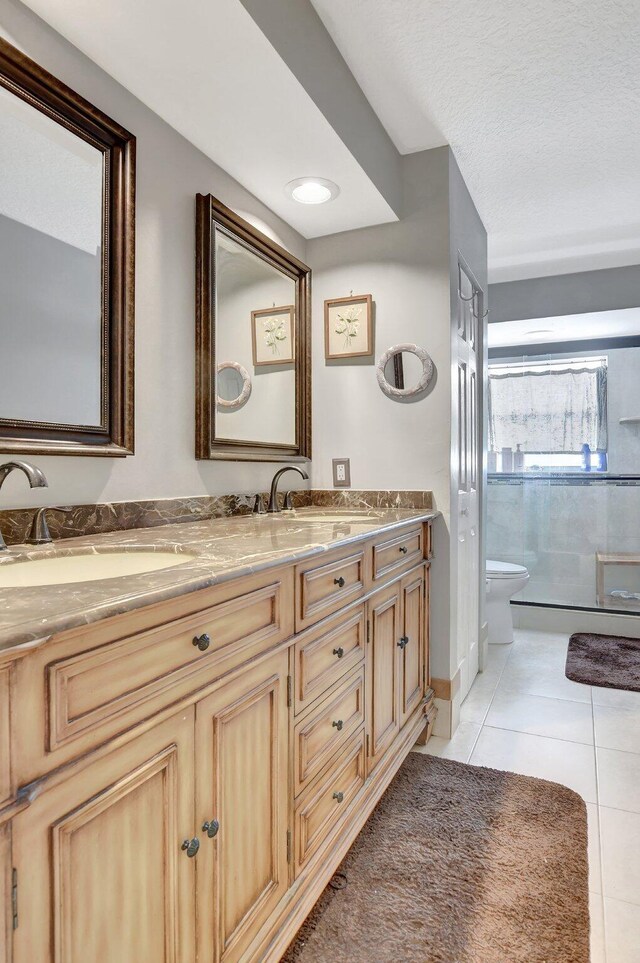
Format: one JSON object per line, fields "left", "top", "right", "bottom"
{"left": 488, "top": 357, "right": 608, "bottom": 472}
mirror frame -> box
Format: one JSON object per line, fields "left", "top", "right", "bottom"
{"left": 0, "top": 38, "right": 135, "bottom": 457}
{"left": 216, "top": 362, "right": 252, "bottom": 411}
{"left": 377, "top": 343, "right": 435, "bottom": 399}
{"left": 195, "top": 194, "right": 311, "bottom": 462}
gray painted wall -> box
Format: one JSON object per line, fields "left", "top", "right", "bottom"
{"left": 490, "top": 263, "right": 640, "bottom": 324}
{"left": 0, "top": 214, "right": 101, "bottom": 425}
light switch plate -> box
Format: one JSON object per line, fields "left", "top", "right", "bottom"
{"left": 332, "top": 458, "right": 351, "bottom": 488}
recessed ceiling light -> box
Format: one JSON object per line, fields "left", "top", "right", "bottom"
{"left": 285, "top": 177, "right": 340, "bottom": 205}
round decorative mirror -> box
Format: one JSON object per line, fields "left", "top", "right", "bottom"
{"left": 377, "top": 344, "right": 434, "bottom": 399}
{"left": 216, "top": 362, "right": 251, "bottom": 410}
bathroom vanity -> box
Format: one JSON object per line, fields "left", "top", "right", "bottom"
{"left": 0, "top": 508, "right": 436, "bottom": 962}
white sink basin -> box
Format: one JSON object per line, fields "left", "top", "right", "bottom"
{"left": 0, "top": 551, "right": 197, "bottom": 588}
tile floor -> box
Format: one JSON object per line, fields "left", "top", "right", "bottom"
{"left": 415, "top": 628, "right": 640, "bottom": 963}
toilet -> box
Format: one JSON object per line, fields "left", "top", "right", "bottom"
{"left": 486, "top": 559, "right": 530, "bottom": 645}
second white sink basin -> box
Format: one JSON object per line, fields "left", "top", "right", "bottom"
{"left": 0, "top": 550, "right": 197, "bottom": 588}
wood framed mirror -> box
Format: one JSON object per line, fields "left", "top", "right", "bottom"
{"left": 0, "top": 39, "right": 135, "bottom": 456}
{"left": 196, "top": 194, "right": 311, "bottom": 462}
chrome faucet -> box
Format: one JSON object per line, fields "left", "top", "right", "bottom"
{"left": 267, "top": 466, "right": 309, "bottom": 513}
{"left": 0, "top": 461, "right": 49, "bottom": 551}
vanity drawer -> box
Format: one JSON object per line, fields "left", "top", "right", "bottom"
{"left": 44, "top": 571, "right": 293, "bottom": 756}
{"left": 295, "top": 546, "right": 367, "bottom": 632}
{"left": 294, "top": 667, "right": 365, "bottom": 796}
{"left": 294, "top": 727, "right": 366, "bottom": 874}
{"left": 371, "top": 525, "right": 424, "bottom": 583}
{"left": 293, "top": 604, "right": 366, "bottom": 716}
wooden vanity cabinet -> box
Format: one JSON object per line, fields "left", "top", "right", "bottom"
{"left": 1, "top": 519, "right": 434, "bottom": 963}
{"left": 195, "top": 651, "right": 290, "bottom": 963}
{"left": 11, "top": 708, "right": 197, "bottom": 963}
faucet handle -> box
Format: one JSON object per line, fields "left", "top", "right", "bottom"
{"left": 282, "top": 491, "right": 295, "bottom": 511}
{"left": 26, "top": 506, "right": 72, "bottom": 545}
{"left": 252, "top": 494, "right": 266, "bottom": 515}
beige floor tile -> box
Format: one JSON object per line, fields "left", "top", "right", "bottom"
{"left": 597, "top": 748, "right": 640, "bottom": 814}
{"left": 460, "top": 681, "right": 499, "bottom": 724}
{"left": 594, "top": 703, "right": 640, "bottom": 754}
{"left": 469, "top": 726, "right": 597, "bottom": 802}
{"left": 413, "top": 721, "right": 481, "bottom": 764}
{"left": 587, "top": 802, "right": 602, "bottom": 894}
{"left": 485, "top": 689, "right": 594, "bottom": 745}
{"left": 589, "top": 892, "right": 606, "bottom": 963}
{"left": 603, "top": 896, "right": 640, "bottom": 963}
{"left": 600, "top": 806, "right": 640, "bottom": 904}
{"left": 592, "top": 686, "right": 640, "bottom": 710}
{"left": 498, "top": 657, "right": 592, "bottom": 703}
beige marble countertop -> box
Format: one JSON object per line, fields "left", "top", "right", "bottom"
{"left": 0, "top": 507, "right": 438, "bottom": 652}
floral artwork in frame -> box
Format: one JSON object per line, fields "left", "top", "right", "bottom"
{"left": 251, "top": 305, "right": 295, "bottom": 366}
{"left": 324, "top": 294, "right": 373, "bottom": 359}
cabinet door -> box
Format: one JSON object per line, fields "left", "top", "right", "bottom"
{"left": 195, "top": 651, "right": 289, "bottom": 963}
{"left": 1, "top": 824, "right": 11, "bottom": 963}
{"left": 12, "top": 708, "right": 196, "bottom": 963}
{"left": 366, "top": 582, "right": 402, "bottom": 773}
{"left": 399, "top": 568, "right": 426, "bottom": 726}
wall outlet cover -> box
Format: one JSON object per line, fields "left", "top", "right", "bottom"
{"left": 332, "top": 458, "right": 351, "bottom": 488}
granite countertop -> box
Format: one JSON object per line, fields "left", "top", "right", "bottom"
{"left": 0, "top": 507, "right": 438, "bottom": 652}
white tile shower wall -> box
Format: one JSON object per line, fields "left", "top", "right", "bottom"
{"left": 607, "top": 346, "right": 640, "bottom": 474}
{"left": 487, "top": 479, "right": 640, "bottom": 608}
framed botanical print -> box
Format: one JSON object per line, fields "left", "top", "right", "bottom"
{"left": 251, "top": 305, "right": 295, "bottom": 366}
{"left": 324, "top": 294, "right": 373, "bottom": 359}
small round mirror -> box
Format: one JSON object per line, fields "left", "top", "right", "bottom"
{"left": 216, "top": 362, "right": 251, "bottom": 410}
{"left": 377, "top": 344, "right": 434, "bottom": 399}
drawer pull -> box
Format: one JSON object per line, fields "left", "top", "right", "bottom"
{"left": 202, "top": 819, "right": 220, "bottom": 839}
{"left": 399, "top": 545, "right": 408, "bottom": 555}
{"left": 192, "top": 633, "right": 211, "bottom": 652}
{"left": 332, "top": 791, "right": 344, "bottom": 803}
{"left": 398, "top": 636, "right": 409, "bottom": 650}
{"left": 332, "top": 646, "right": 345, "bottom": 659}
{"left": 181, "top": 837, "right": 200, "bottom": 858}
{"left": 332, "top": 719, "right": 344, "bottom": 731}
{"left": 334, "top": 576, "right": 346, "bottom": 588}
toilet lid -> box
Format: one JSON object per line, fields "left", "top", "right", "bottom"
{"left": 486, "top": 559, "right": 528, "bottom": 579}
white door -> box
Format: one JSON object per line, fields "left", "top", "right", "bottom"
{"left": 454, "top": 260, "right": 482, "bottom": 701}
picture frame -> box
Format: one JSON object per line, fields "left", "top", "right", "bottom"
{"left": 324, "top": 294, "right": 373, "bottom": 360}
{"left": 251, "top": 305, "right": 295, "bottom": 366}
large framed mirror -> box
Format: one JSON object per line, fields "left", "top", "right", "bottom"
{"left": 0, "top": 39, "right": 135, "bottom": 456}
{"left": 195, "top": 194, "right": 311, "bottom": 461}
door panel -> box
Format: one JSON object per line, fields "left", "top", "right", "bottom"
{"left": 13, "top": 709, "right": 196, "bottom": 963}
{"left": 455, "top": 261, "right": 482, "bottom": 701}
{"left": 366, "top": 583, "right": 401, "bottom": 773}
{"left": 195, "top": 652, "right": 289, "bottom": 963}
{"left": 400, "top": 569, "right": 426, "bottom": 726}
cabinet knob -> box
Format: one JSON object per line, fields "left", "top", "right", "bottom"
{"left": 192, "top": 633, "right": 211, "bottom": 652}
{"left": 398, "top": 636, "right": 409, "bottom": 649}
{"left": 332, "top": 646, "right": 344, "bottom": 659}
{"left": 332, "top": 719, "right": 344, "bottom": 731}
{"left": 202, "top": 819, "right": 220, "bottom": 839}
{"left": 399, "top": 545, "right": 408, "bottom": 555}
{"left": 181, "top": 837, "right": 200, "bottom": 858}
{"left": 332, "top": 791, "right": 344, "bottom": 803}
{"left": 334, "top": 576, "right": 346, "bottom": 588}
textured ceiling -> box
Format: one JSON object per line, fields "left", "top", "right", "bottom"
{"left": 311, "top": 0, "right": 640, "bottom": 280}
